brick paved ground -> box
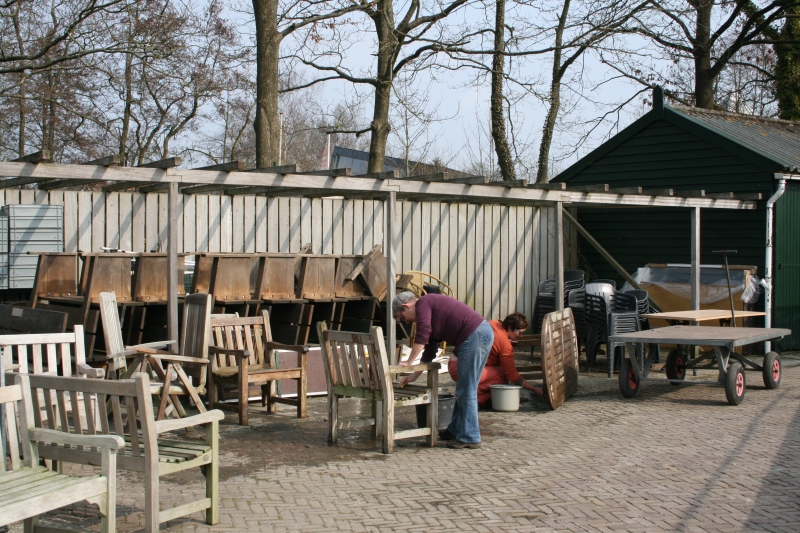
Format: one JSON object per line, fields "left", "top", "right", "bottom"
{"left": 10, "top": 356, "right": 800, "bottom": 533}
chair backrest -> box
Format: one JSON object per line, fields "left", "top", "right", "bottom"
{"left": 131, "top": 254, "right": 186, "bottom": 302}
{"left": 209, "top": 312, "right": 271, "bottom": 369}
{"left": 81, "top": 254, "right": 136, "bottom": 303}
{"left": 209, "top": 255, "right": 261, "bottom": 301}
{"left": 567, "top": 289, "right": 585, "bottom": 308}
{"left": 317, "top": 322, "right": 391, "bottom": 398}
{"left": 564, "top": 270, "right": 585, "bottom": 284}
{"left": 591, "top": 279, "right": 617, "bottom": 289}
{"left": 0, "top": 376, "right": 35, "bottom": 473}
{"left": 181, "top": 292, "right": 212, "bottom": 388}
{"left": 99, "top": 292, "right": 126, "bottom": 374}
{"left": 25, "top": 372, "right": 154, "bottom": 467}
{"left": 538, "top": 279, "right": 556, "bottom": 296}
{"left": 1, "top": 326, "right": 90, "bottom": 377}
{"left": 585, "top": 282, "right": 615, "bottom": 297}
{"left": 624, "top": 289, "right": 650, "bottom": 314}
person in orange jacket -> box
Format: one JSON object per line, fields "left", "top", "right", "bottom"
{"left": 448, "top": 312, "right": 544, "bottom": 407}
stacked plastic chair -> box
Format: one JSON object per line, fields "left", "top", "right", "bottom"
{"left": 584, "top": 282, "right": 642, "bottom": 377}
{"left": 623, "top": 288, "right": 657, "bottom": 362}
{"left": 567, "top": 289, "right": 587, "bottom": 350}
{"left": 532, "top": 270, "right": 585, "bottom": 333}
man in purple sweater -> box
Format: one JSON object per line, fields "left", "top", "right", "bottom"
{"left": 393, "top": 291, "right": 494, "bottom": 449}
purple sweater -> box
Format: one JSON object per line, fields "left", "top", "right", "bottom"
{"left": 413, "top": 294, "right": 485, "bottom": 362}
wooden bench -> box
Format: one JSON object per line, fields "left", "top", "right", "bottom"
{"left": 25, "top": 372, "right": 224, "bottom": 533}
{"left": 317, "top": 323, "right": 440, "bottom": 454}
{"left": 208, "top": 312, "right": 308, "bottom": 425}
{"left": 1, "top": 374, "right": 124, "bottom": 533}
{"left": 0, "top": 326, "right": 102, "bottom": 378}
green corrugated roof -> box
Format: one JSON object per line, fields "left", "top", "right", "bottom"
{"left": 673, "top": 106, "right": 800, "bottom": 173}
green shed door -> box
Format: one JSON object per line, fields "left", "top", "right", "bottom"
{"left": 774, "top": 180, "right": 800, "bottom": 350}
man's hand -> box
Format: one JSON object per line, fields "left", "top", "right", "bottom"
{"left": 399, "top": 371, "right": 422, "bottom": 388}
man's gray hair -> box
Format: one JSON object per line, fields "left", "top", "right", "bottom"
{"left": 392, "top": 291, "right": 418, "bottom": 315}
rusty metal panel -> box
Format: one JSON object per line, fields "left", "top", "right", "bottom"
{"left": 297, "top": 256, "right": 336, "bottom": 299}
{"left": 334, "top": 256, "right": 367, "bottom": 298}
{"left": 131, "top": 254, "right": 185, "bottom": 301}
{"left": 259, "top": 254, "right": 296, "bottom": 299}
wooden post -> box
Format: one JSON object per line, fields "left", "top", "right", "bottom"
{"left": 691, "top": 207, "right": 700, "bottom": 311}
{"left": 168, "top": 182, "right": 179, "bottom": 350}
{"left": 555, "top": 202, "right": 564, "bottom": 310}
{"left": 385, "top": 191, "right": 397, "bottom": 364}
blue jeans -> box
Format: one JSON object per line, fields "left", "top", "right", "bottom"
{"left": 448, "top": 321, "right": 493, "bottom": 443}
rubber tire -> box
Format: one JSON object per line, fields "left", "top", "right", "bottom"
{"left": 619, "top": 358, "right": 639, "bottom": 398}
{"left": 665, "top": 349, "right": 687, "bottom": 386}
{"left": 762, "top": 351, "right": 781, "bottom": 389}
{"left": 725, "top": 363, "right": 746, "bottom": 406}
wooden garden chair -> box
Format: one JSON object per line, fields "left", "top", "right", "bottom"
{"left": 317, "top": 323, "right": 440, "bottom": 454}
{"left": 25, "top": 372, "right": 223, "bottom": 533}
{"left": 208, "top": 311, "right": 308, "bottom": 425}
{"left": 0, "top": 374, "right": 124, "bottom": 533}
{"left": 98, "top": 291, "right": 212, "bottom": 420}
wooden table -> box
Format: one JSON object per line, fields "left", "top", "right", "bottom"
{"left": 609, "top": 325, "right": 791, "bottom": 405}
{"left": 641, "top": 309, "right": 766, "bottom": 325}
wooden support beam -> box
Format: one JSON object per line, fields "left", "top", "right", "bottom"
{"left": 608, "top": 186, "right": 643, "bottom": 194}
{"left": 246, "top": 164, "right": 297, "bottom": 174}
{"left": 138, "top": 157, "right": 181, "bottom": 169}
{"left": 102, "top": 181, "right": 141, "bottom": 192}
{"left": 704, "top": 191, "right": 764, "bottom": 200}
{"left": 0, "top": 176, "right": 51, "bottom": 188}
{"left": 399, "top": 172, "right": 449, "bottom": 181}
{"left": 39, "top": 179, "right": 101, "bottom": 190}
{"left": 11, "top": 150, "right": 51, "bottom": 163}
{"left": 643, "top": 188, "right": 674, "bottom": 196}
{"left": 529, "top": 183, "right": 567, "bottom": 190}
{"left": 353, "top": 170, "right": 399, "bottom": 179}
{"left": 81, "top": 155, "right": 120, "bottom": 166}
{"left": 293, "top": 168, "right": 351, "bottom": 176}
{"left": 137, "top": 182, "right": 171, "bottom": 193}
{"left": 571, "top": 184, "right": 609, "bottom": 193}
{"left": 178, "top": 183, "right": 227, "bottom": 195}
{"left": 193, "top": 161, "right": 245, "bottom": 172}
{"left": 483, "top": 180, "right": 529, "bottom": 187}
{"left": 676, "top": 190, "right": 706, "bottom": 198}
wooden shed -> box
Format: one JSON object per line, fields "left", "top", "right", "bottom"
{"left": 553, "top": 87, "right": 800, "bottom": 349}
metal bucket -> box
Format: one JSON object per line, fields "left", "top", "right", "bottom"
{"left": 415, "top": 394, "right": 455, "bottom": 430}
{"left": 490, "top": 384, "right": 522, "bottom": 411}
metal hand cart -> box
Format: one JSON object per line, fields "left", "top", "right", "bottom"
{"left": 609, "top": 325, "right": 791, "bottom": 405}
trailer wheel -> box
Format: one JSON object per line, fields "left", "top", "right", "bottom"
{"left": 665, "top": 349, "right": 686, "bottom": 386}
{"left": 762, "top": 352, "right": 781, "bottom": 389}
{"left": 619, "top": 358, "right": 639, "bottom": 398}
{"left": 725, "top": 363, "right": 746, "bottom": 405}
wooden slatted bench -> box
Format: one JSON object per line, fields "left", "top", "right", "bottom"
{"left": 24, "top": 372, "right": 224, "bottom": 533}
{"left": 1, "top": 374, "right": 124, "bottom": 533}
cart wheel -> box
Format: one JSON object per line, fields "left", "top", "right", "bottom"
{"left": 619, "top": 358, "right": 639, "bottom": 398}
{"left": 725, "top": 363, "right": 746, "bottom": 405}
{"left": 665, "top": 349, "right": 686, "bottom": 386}
{"left": 762, "top": 351, "right": 781, "bottom": 389}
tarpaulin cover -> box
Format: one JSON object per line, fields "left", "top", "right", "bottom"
{"left": 621, "top": 265, "right": 762, "bottom": 305}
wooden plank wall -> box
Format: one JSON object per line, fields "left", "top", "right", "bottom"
{"left": 0, "top": 188, "right": 557, "bottom": 320}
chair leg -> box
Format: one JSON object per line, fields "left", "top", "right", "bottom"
{"left": 266, "top": 382, "right": 277, "bottom": 414}
{"left": 297, "top": 374, "right": 307, "bottom": 419}
{"left": 144, "top": 464, "right": 159, "bottom": 533}
{"left": 372, "top": 400, "right": 383, "bottom": 437}
{"left": 382, "top": 399, "right": 394, "bottom": 454}
{"left": 238, "top": 360, "right": 249, "bottom": 426}
{"left": 328, "top": 393, "right": 338, "bottom": 443}
{"left": 23, "top": 516, "right": 37, "bottom": 533}
{"left": 206, "top": 420, "right": 220, "bottom": 525}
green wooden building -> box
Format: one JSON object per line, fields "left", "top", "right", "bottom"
{"left": 553, "top": 88, "right": 800, "bottom": 350}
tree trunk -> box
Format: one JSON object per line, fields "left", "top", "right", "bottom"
{"left": 693, "top": 0, "right": 715, "bottom": 108}
{"left": 776, "top": 6, "right": 800, "bottom": 120}
{"left": 536, "top": 0, "right": 569, "bottom": 183}
{"left": 120, "top": 51, "right": 133, "bottom": 165}
{"left": 14, "top": 10, "right": 25, "bottom": 156}
{"left": 253, "top": 0, "right": 282, "bottom": 168}
{"left": 491, "top": 0, "right": 516, "bottom": 181}
{"left": 367, "top": 0, "right": 397, "bottom": 174}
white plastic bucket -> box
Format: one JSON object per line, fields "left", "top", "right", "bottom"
{"left": 490, "top": 384, "right": 522, "bottom": 412}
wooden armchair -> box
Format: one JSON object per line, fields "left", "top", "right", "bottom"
{"left": 0, "top": 325, "right": 102, "bottom": 378}
{"left": 317, "top": 323, "right": 440, "bottom": 454}
{"left": 25, "top": 372, "right": 224, "bottom": 533}
{"left": 208, "top": 311, "right": 308, "bottom": 425}
{"left": 1, "top": 374, "right": 124, "bottom": 533}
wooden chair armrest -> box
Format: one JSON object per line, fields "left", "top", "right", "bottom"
{"left": 388, "top": 363, "right": 441, "bottom": 374}
{"left": 146, "top": 354, "right": 209, "bottom": 364}
{"left": 154, "top": 409, "right": 225, "bottom": 434}
{"left": 208, "top": 346, "right": 251, "bottom": 359}
{"left": 29, "top": 428, "right": 125, "bottom": 451}
{"left": 127, "top": 340, "right": 178, "bottom": 351}
{"left": 264, "top": 341, "right": 309, "bottom": 353}
{"left": 77, "top": 363, "right": 105, "bottom": 378}
{"left": 134, "top": 347, "right": 174, "bottom": 355}
{"left": 101, "top": 349, "right": 140, "bottom": 360}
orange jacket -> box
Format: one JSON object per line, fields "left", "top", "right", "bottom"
{"left": 485, "top": 320, "right": 522, "bottom": 385}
